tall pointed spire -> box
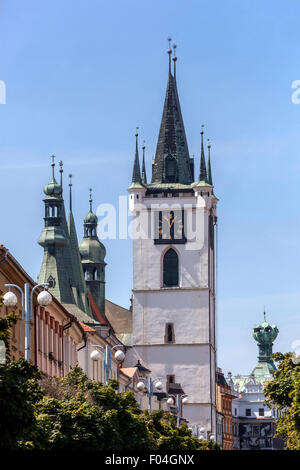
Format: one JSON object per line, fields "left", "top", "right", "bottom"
{"left": 89, "top": 187, "right": 93, "bottom": 212}
{"left": 172, "top": 44, "right": 177, "bottom": 79}
{"left": 51, "top": 154, "right": 55, "bottom": 179}
{"left": 151, "top": 40, "right": 193, "bottom": 185}
{"left": 129, "top": 128, "right": 143, "bottom": 188}
{"left": 141, "top": 141, "right": 147, "bottom": 184}
{"left": 199, "top": 125, "right": 207, "bottom": 182}
{"left": 59, "top": 160, "right": 63, "bottom": 190}
{"left": 69, "top": 174, "right": 73, "bottom": 212}
{"left": 207, "top": 139, "right": 213, "bottom": 186}
{"left": 168, "top": 37, "right": 172, "bottom": 75}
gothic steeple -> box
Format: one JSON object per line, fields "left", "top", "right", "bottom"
{"left": 151, "top": 42, "right": 193, "bottom": 185}
{"left": 67, "top": 176, "right": 91, "bottom": 315}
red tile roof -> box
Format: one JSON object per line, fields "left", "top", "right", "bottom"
{"left": 88, "top": 291, "right": 114, "bottom": 330}
{"left": 121, "top": 367, "right": 137, "bottom": 379}
{"left": 79, "top": 322, "right": 96, "bottom": 333}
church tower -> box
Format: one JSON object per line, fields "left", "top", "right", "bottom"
{"left": 128, "top": 43, "right": 218, "bottom": 434}
{"left": 79, "top": 189, "right": 107, "bottom": 316}
{"left": 38, "top": 159, "right": 93, "bottom": 319}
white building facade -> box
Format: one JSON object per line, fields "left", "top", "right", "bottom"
{"left": 128, "top": 47, "right": 218, "bottom": 434}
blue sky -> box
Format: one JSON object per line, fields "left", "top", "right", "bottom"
{"left": 0, "top": 0, "right": 299, "bottom": 375}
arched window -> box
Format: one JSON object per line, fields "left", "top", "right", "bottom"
{"left": 163, "top": 248, "right": 178, "bottom": 287}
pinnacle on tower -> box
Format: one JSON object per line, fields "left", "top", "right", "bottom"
{"left": 141, "top": 141, "right": 147, "bottom": 185}
{"left": 207, "top": 139, "right": 213, "bottom": 187}
{"left": 199, "top": 125, "right": 207, "bottom": 182}
{"left": 129, "top": 128, "right": 143, "bottom": 188}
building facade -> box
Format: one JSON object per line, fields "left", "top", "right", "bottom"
{"left": 227, "top": 314, "right": 284, "bottom": 450}
{"left": 216, "top": 367, "right": 235, "bottom": 449}
{"left": 128, "top": 46, "right": 218, "bottom": 433}
{"left": 0, "top": 244, "right": 84, "bottom": 373}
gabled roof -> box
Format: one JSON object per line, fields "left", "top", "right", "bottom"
{"left": 88, "top": 291, "right": 112, "bottom": 327}
{"left": 79, "top": 321, "right": 96, "bottom": 333}
{"left": 120, "top": 367, "right": 138, "bottom": 379}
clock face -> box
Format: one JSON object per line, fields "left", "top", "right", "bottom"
{"left": 155, "top": 210, "right": 185, "bottom": 244}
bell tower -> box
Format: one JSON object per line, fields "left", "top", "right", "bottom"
{"left": 38, "top": 157, "right": 74, "bottom": 304}
{"left": 128, "top": 43, "right": 218, "bottom": 435}
{"left": 79, "top": 189, "right": 106, "bottom": 315}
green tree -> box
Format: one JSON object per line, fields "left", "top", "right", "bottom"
{"left": 143, "top": 409, "right": 219, "bottom": 450}
{"left": 0, "top": 295, "right": 18, "bottom": 361}
{"left": 0, "top": 359, "right": 43, "bottom": 449}
{"left": 264, "top": 352, "right": 300, "bottom": 450}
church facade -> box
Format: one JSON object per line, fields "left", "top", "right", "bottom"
{"left": 128, "top": 45, "right": 218, "bottom": 433}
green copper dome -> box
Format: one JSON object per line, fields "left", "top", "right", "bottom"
{"left": 251, "top": 313, "right": 279, "bottom": 376}
{"left": 253, "top": 318, "right": 279, "bottom": 346}
{"left": 84, "top": 210, "right": 98, "bottom": 224}
{"left": 79, "top": 237, "right": 106, "bottom": 263}
{"left": 43, "top": 177, "right": 62, "bottom": 198}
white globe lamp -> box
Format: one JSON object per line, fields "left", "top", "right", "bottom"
{"left": 114, "top": 349, "right": 125, "bottom": 362}
{"left": 155, "top": 380, "right": 163, "bottom": 391}
{"left": 136, "top": 381, "right": 146, "bottom": 391}
{"left": 3, "top": 291, "right": 18, "bottom": 307}
{"left": 37, "top": 290, "right": 52, "bottom": 307}
{"left": 90, "top": 350, "right": 101, "bottom": 361}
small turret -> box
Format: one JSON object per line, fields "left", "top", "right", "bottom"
{"left": 79, "top": 189, "right": 106, "bottom": 315}
{"left": 252, "top": 311, "right": 279, "bottom": 376}
{"left": 38, "top": 156, "right": 68, "bottom": 248}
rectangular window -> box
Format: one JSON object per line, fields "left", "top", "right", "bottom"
{"left": 164, "top": 323, "right": 175, "bottom": 343}
{"left": 259, "top": 408, "right": 265, "bottom": 416}
{"left": 166, "top": 374, "right": 175, "bottom": 393}
{"left": 246, "top": 408, "right": 251, "bottom": 416}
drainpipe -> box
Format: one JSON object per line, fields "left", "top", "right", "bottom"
{"left": 33, "top": 305, "right": 38, "bottom": 367}
{"left": 61, "top": 317, "right": 74, "bottom": 377}
{"left": 77, "top": 332, "right": 87, "bottom": 351}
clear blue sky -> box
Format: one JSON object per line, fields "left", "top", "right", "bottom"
{"left": 1, "top": 0, "right": 299, "bottom": 375}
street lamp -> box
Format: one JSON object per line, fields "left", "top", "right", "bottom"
{"left": 3, "top": 282, "right": 52, "bottom": 362}
{"left": 167, "top": 394, "right": 188, "bottom": 427}
{"left": 137, "top": 376, "right": 163, "bottom": 412}
{"left": 90, "top": 343, "right": 125, "bottom": 384}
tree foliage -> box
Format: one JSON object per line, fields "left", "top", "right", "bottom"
{"left": 0, "top": 296, "right": 18, "bottom": 360}
{"left": 264, "top": 352, "right": 300, "bottom": 450}
{"left": 0, "top": 362, "right": 219, "bottom": 450}
{"left": 0, "top": 313, "right": 219, "bottom": 450}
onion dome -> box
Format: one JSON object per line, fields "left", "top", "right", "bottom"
{"left": 253, "top": 314, "right": 279, "bottom": 346}
{"left": 252, "top": 312, "right": 279, "bottom": 375}
{"left": 43, "top": 156, "right": 62, "bottom": 198}
{"left": 79, "top": 237, "right": 106, "bottom": 263}
{"left": 43, "top": 176, "right": 62, "bottom": 197}
{"left": 84, "top": 210, "right": 98, "bottom": 225}
{"left": 79, "top": 188, "right": 106, "bottom": 263}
